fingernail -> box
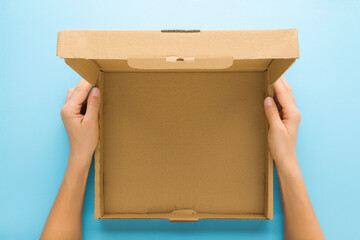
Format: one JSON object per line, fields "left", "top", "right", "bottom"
{"left": 91, "top": 88, "right": 100, "bottom": 97}
{"left": 265, "top": 97, "right": 273, "bottom": 106}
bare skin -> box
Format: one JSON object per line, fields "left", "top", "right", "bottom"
{"left": 41, "top": 79, "right": 100, "bottom": 240}
{"left": 264, "top": 76, "right": 325, "bottom": 240}
{"left": 41, "top": 77, "right": 324, "bottom": 239}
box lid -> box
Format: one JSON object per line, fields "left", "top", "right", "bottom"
{"left": 57, "top": 29, "right": 299, "bottom": 85}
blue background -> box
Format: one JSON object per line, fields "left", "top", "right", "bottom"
{"left": 1, "top": 0, "right": 359, "bottom": 239}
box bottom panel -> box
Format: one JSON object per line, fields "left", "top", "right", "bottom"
{"left": 102, "top": 72, "right": 267, "bottom": 215}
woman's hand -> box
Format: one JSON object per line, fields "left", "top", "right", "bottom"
{"left": 264, "top": 76, "right": 301, "bottom": 172}
{"left": 264, "top": 76, "right": 325, "bottom": 240}
{"left": 60, "top": 79, "right": 101, "bottom": 170}
{"left": 41, "top": 79, "right": 101, "bottom": 240}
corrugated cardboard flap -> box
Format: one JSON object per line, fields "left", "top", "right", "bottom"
{"left": 57, "top": 29, "right": 299, "bottom": 59}
{"left": 57, "top": 29, "right": 299, "bottom": 84}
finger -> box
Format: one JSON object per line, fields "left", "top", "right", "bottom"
{"left": 279, "top": 76, "right": 295, "bottom": 102}
{"left": 278, "top": 76, "right": 291, "bottom": 92}
{"left": 84, "top": 88, "right": 101, "bottom": 121}
{"left": 274, "top": 78, "right": 301, "bottom": 131}
{"left": 65, "top": 87, "right": 75, "bottom": 103}
{"left": 264, "top": 97, "right": 282, "bottom": 127}
{"left": 273, "top": 78, "right": 295, "bottom": 110}
{"left": 273, "top": 92, "right": 283, "bottom": 119}
{"left": 68, "top": 79, "right": 92, "bottom": 106}
{"left": 273, "top": 91, "right": 282, "bottom": 110}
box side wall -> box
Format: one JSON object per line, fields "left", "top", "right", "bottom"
{"left": 267, "top": 59, "right": 296, "bottom": 84}
{"left": 96, "top": 59, "right": 273, "bottom": 72}
{"left": 94, "top": 72, "right": 105, "bottom": 219}
{"left": 65, "top": 59, "right": 100, "bottom": 86}
{"left": 100, "top": 213, "right": 267, "bottom": 221}
{"left": 264, "top": 71, "right": 274, "bottom": 219}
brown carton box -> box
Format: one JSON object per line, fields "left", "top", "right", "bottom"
{"left": 57, "top": 29, "right": 299, "bottom": 222}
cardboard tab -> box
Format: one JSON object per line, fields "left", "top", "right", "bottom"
{"left": 65, "top": 59, "right": 100, "bottom": 86}
{"left": 169, "top": 218, "right": 199, "bottom": 223}
{"left": 169, "top": 210, "right": 199, "bottom": 222}
{"left": 128, "top": 57, "right": 233, "bottom": 70}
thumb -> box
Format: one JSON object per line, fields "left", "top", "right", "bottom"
{"left": 85, "top": 87, "right": 101, "bottom": 121}
{"left": 264, "top": 97, "right": 282, "bottom": 127}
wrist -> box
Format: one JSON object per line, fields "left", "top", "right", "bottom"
{"left": 67, "top": 152, "right": 93, "bottom": 176}
{"left": 274, "top": 155, "right": 301, "bottom": 178}
{"left": 63, "top": 159, "right": 90, "bottom": 196}
{"left": 69, "top": 148, "right": 94, "bottom": 160}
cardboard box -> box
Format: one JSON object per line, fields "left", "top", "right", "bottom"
{"left": 57, "top": 29, "right": 299, "bottom": 222}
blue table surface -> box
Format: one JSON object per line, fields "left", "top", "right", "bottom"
{"left": 1, "top": 0, "right": 359, "bottom": 239}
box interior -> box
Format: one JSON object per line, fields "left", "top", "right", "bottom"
{"left": 100, "top": 71, "right": 268, "bottom": 218}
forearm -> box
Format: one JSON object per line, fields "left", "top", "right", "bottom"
{"left": 41, "top": 154, "right": 90, "bottom": 240}
{"left": 276, "top": 157, "right": 325, "bottom": 240}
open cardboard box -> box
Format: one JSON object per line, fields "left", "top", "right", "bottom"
{"left": 57, "top": 29, "right": 299, "bottom": 222}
